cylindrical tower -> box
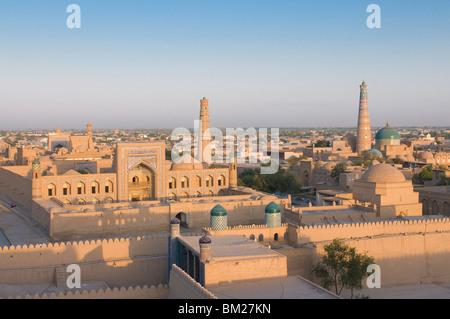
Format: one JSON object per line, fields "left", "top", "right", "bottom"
{"left": 32, "top": 158, "right": 42, "bottom": 200}
{"left": 167, "top": 217, "right": 181, "bottom": 283}
{"left": 265, "top": 201, "right": 281, "bottom": 228}
{"left": 228, "top": 160, "right": 238, "bottom": 189}
{"left": 199, "top": 235, "right": 212, "bottom": 263}
{"left": 356, "top": 81, "right": 371, "bottom": 155}
{"left": 210, "top": 204, "right": 227, "bottom": 231}
{"left": 199, "top": 97, "right": 211, "bottom": 163}
{"left": 87, "top": 121, "right": 93, "bottom": 150}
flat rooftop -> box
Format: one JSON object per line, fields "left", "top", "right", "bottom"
{"left": 178, "top": 235, "right": 283, "bottom": 261}
{"left": 208, "top": 275, "right": 341, "bottom": 299}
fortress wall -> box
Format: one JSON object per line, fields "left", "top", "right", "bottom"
{"left": 13, "top": 284, "right": 169, "bottom": 299}
{"left": 0, "top": 235, "right": 169, "bottom": 287}
{"left": 0, "top": 166, "right": 32, "bottom": 210}
{"left": 204, "top": 255, "right": 288, "bottom": 287}
{"left": 313, "top": 231, "right": 450, "bottom": 287}
{"left": 168, "top": 264, "right": 217, "bottom": 299}
{"left": 32, "top": 201, "right": 52, "bottom": 233}
{"left": 45, "top": 197, "right": 289, "bottom": 240}
{"left": 292, "top": 218, "right": 450, "bottom": 245}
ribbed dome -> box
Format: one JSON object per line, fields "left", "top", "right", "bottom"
{"left": 211, "top": 204, "right": 227, "bottom": 216}
{"left": 360, "top": 163, "right": 406, "bottom": 183}
{"left": 265, "top": 201, "right": 281, "bottom": 214}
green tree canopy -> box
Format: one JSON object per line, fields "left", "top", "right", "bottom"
{"left": 313, "top": 239, "right": 375, "bottom": 298}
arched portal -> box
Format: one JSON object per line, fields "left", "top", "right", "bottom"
{"left": 128, "top": 163, "right": 155, "bottom": 202}
{"left": 175, "top": 212, "right": 188, "bottom": 228}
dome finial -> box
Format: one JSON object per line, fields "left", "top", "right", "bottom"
{"left": 386, "top": 121, "right": 390, "bottom": 126}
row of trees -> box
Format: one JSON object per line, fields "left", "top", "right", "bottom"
{"left": 238, "top": 168, "right": 303, "bottom": 195}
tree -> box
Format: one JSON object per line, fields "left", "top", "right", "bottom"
{"left": 313, "top": 239, "right": 375, "bottom": 298}
{"left": 412, "top": 165, "right": 433, "bottom": 184}
{"left": 287, "top": 155, "right": 300, "bottom": 168}
{"left": 330, "top": 163, "right": 347, "bottom": 181}
{"left": 314, "top": 140, "right": 331, "bottom": 147}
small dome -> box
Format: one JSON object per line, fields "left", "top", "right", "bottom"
{"left": 170, "top": 217, "right": 181, "bottom": 224}
{"left": 322, "top": 162, "right": 336, "bottom": 171}
{"left": 211, "top": 204, "right": 227, "bottom": 216}
{"left": 418, "top": 151, "right": 434, "bottom": 160}
{"left": 367, "top": 148, "right": 382, "bottom": 157}
{"left": 32, "top": 158, "right": 40, "bottom": 164}
{"left": 170, "top": 154, "right": 208, "bottom": 171}
{"left": 360, "top": 163, "right": 406, "bottom": 183}
{"left": 265, "top": 201, "right": 281, "bottom": 214}
{"left": 199, "top": 236, "right": 212, "bottom": 244}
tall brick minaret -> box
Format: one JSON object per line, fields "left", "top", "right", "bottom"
{"left": 356, "top": 81, "right": 371, "bottom": 155}
{"left": 199, "top": 97, "right": 211, "bottom": 162}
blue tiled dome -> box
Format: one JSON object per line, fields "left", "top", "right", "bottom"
{"left": 265, "top": 202, "right": 281, "bottom": 214}
{"left": 211, "top": 204, "right": 227, "bottom": 217}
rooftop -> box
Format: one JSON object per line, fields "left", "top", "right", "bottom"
{"left": 177, "top": 235, "right": 283, "bottom": 261}
{"left": 208, "top": 275, "right": 341, "bottom": 299}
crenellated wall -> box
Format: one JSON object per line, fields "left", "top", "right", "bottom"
{"left": 0, "top": 235, "right": 169, "bottom": 288}
{"left": 290, "top": 217, "right": 450, "bottom": 245}
{"left": 11, "top": 284, "right": 169, "bottom": 299}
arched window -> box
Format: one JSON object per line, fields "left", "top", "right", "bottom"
{"left": 47, "top": 183, "right": 56, "bottom": 197}
{"left": 181, "top": 176, "right": 189, "bottom": 188}
{"left": 92, "top": 198, "right": 100, "bottom": 204}
{"left": 77, "top": 198, "right": 86, "bottom": 205}
{"left": 168, "top": 193, "right": 177, "bottom": 201}
{"left": 62, "top": 183, "right": 71, "bottom": 196}
{"left": 206, "top": 175, "right": 214, "bottom": 187}
{"left": 105, "top": 197, "right": 113, "bottom": 204}
{"left": 218, "top": 175, "right": 225, "bottom": 187}
{"left": 132, "top": 176, "right": 139, "bottom": 184}
{"left": 77, "top": 182, "right": 85, "bottom": 195}
{"left": 182, "top": 192, "right": 189, "bottom": 198}
{"left": 195, "top": 191, "right": 201, "bottom": 197}
{"left": 91, "top": 181, "right": 100, "bottom": 194}
{"left": 105, "top": 180, "right": 113, "bottom": 194}
{"left": 168, "top": 177, "right": 176, "bottom": 189}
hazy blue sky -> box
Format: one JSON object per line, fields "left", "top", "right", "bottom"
{"left": 1, "top": 0, "right": 449, "bottom": 130}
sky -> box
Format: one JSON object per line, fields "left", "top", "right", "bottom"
{"left": 0, "top": 0, "right": 449, "bottom": 130}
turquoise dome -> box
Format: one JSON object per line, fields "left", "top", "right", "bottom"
{"left": 375, "top": 122, "right": 400, "bottom": 143}
{"left": 367, "top": 148, "right": 382, "bottom": 157}
{"left": 211, "top": 204, "right": 227, "bottom": 217}
{"left": 265, "top": 202, "right": 281, "bottom": 214}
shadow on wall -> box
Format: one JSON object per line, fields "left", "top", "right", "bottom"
{"left": 0, "top": 235, "right": 169, "bottom": 296}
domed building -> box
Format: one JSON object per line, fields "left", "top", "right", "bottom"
{"left": 375, "top": 122, "right": 401, "bottom": 146}
{"left": 417, "top": 151, "right": 435, "bottom": 164}
{"left": 352, "top": 163, "right": 422, "bottom": 218}
{"left": 372, "top": 122, "right": 414, "bottom": 160}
